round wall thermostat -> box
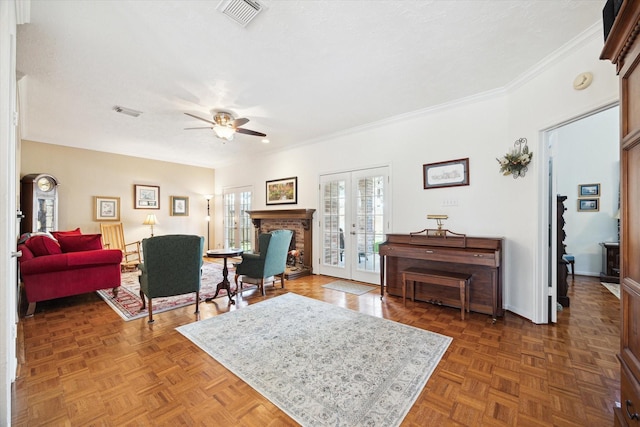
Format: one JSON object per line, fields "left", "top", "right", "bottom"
{"left": 573, "top": 72, "right": 593, "bottom": 90}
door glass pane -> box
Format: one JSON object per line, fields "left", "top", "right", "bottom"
{"left": 224, "top": 188, "right": 253, "bottom": 251}
{"left": 239, "top": 191, "right": 252, "bottom": 251}
{"left": 223, "top": 193, "right": 236, "bottom": 248}
{"left": 356, "top": 175, "right": 384, "bottom": 272}
{"left": 322, "top": 180, "right": 346, "bottom": 266}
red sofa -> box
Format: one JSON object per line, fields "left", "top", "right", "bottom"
{"left": 18, "top": 230, "right": 123, "bottom": 316}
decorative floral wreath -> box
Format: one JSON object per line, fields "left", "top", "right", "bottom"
{"left": 497, "top": 138, "right": 533, "bottom": 178}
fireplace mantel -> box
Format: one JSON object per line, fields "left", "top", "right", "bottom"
{"left": 247, "top": 209, "right": 315, "bottom": 278}
{"left": 247, "top": 209, "right": 315, "bottom": 228}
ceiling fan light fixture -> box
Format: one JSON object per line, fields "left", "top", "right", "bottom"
{"left": 213, "top": 125, "right": 235, "bottom": 141}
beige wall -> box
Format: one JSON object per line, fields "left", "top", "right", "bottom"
{"left": 20, "top": 140, "right": 215, "bottom": 249}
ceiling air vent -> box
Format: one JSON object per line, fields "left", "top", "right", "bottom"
{"left": 112, "top": 106, "right": 142, "bottom": 118}
{"left": 217, "top": 0, "right": 263, "bottom": 27}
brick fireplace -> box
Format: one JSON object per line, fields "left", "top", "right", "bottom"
{"left": 247, "top": 209, "right": 315, "bottom": 279}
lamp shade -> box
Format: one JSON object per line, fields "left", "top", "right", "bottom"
{"left": 143, "top": 214, "right": 158, "bottom": 226}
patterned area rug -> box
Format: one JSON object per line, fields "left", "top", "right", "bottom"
{"left": 178, "top": 293, "right": 452, "bottom": 427}
{"left": 322, "top": 280, "right": 377, "bottom": 295}
{"left": 97, "top": 262, "right": 255, "bottom": 321}
{"left": 601, "top": 282, "right": 620, "bottom": 299}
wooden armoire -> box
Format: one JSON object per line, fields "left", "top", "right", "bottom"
{"left": 600, "top": 2, "right": 640, "bottom": 426}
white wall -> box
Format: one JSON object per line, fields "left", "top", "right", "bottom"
{"left": 554, "top": 106, "right": 620, "bottom": 276}
{"left": 214, "top": 26, "right": 619, "bottom": 323}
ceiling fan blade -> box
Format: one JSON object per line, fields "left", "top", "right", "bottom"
{"left": 184, "top": 126, "right": 214, "bottom": 130}
{"left": 233, "top": 117, "right": 249, "bottom": 128}
{"left": 236, "top": 127, "right": 267, "bottom": 137}
{"left": 184, "top": 112, "right": 216, "bottom": 125}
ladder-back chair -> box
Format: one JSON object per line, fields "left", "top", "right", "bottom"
{"left": 100, "top": 223, "right": 141, "bottom": 271}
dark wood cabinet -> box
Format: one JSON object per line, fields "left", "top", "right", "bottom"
{"left": 600, "top": 3, "right": 640, "bottom": 425}
{"left": 600, "top": 242, "right": 620, "bottom": 284}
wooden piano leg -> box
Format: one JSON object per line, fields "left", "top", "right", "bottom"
{"left": 380, "top": 254, "right": 385, "bottom": 300}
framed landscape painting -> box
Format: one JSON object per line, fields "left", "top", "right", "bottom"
{"left": 578, "top": 198, "right": 599, "bottom": 212}
{"left": 578, "top": 183, "right": 600, "bottom": 197}
{"left": 266, "top": 177, "right": 297, "bottom": 205}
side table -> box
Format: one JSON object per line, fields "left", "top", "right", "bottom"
{"left": 600, "top": 242, "right": 620, "bottom": 284}
{"left": 205, "top": 248, "right": 243, "bottom": 304}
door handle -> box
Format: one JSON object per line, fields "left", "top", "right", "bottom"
{"left": 11, "top": 251, "right": 22, "bottom": 258}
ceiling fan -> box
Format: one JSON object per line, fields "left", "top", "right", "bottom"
{"left": 184, "top": 111, "right": 266, "bottom": 142}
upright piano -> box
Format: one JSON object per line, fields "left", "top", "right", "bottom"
{"left": 379, "top": 232, "right": 503, "bottom": 320}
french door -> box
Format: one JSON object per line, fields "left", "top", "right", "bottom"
{"left": 319, "top": 167, "right": 389, "bottom": 284}
{"left": 222, "top": 186, "right": 253, "bottom": 251}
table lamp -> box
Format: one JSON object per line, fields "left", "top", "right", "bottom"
{"left": 143, "top": 214, "right": 158, "bottom": 237}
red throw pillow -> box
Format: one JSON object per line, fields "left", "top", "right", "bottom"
{"left": 57, "top": 234, "right": 103, "bottom": 253}
{"left": 51, "top": 228, "right": 82, "bottom": 240}
{"left": 25, "top": 235, "right": 62, "bottom": 257}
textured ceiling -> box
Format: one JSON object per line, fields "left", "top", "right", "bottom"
{"left": 16, "top": 0, "right": 603, "bottom": 169}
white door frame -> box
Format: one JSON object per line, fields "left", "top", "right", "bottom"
{"left": 536, "top": 101, "right": 618, "bottom": 323}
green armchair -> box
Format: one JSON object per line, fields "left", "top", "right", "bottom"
{"left": 138, "top": 234, "right": 204, "bottom": 323}
{"left": 234, "top": 230, "right": 293, "bottom": 296}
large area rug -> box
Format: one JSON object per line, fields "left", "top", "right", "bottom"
{"left": 322, "top": 280, "right": 377, "bottom": 295}
{"left": 177, "top": 292, "right": 452, "bottom": 427}
{"left": 602, "top": 282, "right": 620, "bottom": 299}
{"left": 97, "top": 262, "right": 255, "bottom": 321}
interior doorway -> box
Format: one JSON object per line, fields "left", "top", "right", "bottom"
{"left": 318, "top": 166, "right": 390, "bottom": 284}
{"left": 544, "top": 104, "right": 619, "bottom": 323}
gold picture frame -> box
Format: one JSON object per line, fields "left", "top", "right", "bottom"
{"left": 170, "top": 196, "right": 189, "bottom": 216}
{"left": 93, "top": 196, "right": 120, "bottom": 221}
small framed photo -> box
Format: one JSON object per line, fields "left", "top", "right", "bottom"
{"left": 578, "top": 183, "right": 600, "bottom": 197}
{"left": 578, "top": 198, "right": 599, "bottom": 212}
{"left": 134, "top": 184, "right": 160, "bottom": 209}
{"left": 423, "top": 158, "right": 470, "bottom": 189}
{"left": 266, "top": 177, "right": 298, "bottom": 205}
{"left": 93, "top": 196, "right": 120, "bottom": 221}
{"left": 170, "top": 196, "right": 189, "bottom": 216}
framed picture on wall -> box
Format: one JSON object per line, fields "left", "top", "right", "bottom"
{"left": 266, "top": 177, "right": 297, "bottom": 205}
{"left": 578, "top": 183, "right": 600, "bottom": 197}
{"left": 134, "top": 184, "right": 160, "bottom": 209}
{"left": 578, "top": 198, "right": 599, "bottom": 212}
{"left": 423, "top": 158, "right": 470, "bottom": 189}
{"left": 93, "top": 196, "right": 120, "bottom": 221}
{"left": 170, "top": 196, "right": 189, "bottom": 216}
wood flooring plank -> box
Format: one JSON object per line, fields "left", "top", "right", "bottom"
{"left": 11, "top": 268, "right": 620, "bottom": 426}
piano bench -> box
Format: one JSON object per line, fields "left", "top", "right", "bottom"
{"left": 402, "top": 267, "right": 471, "bottom": 320}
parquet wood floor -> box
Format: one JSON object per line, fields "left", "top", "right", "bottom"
{"left": 12, "top": 263, "right": 620, "bottom": 426}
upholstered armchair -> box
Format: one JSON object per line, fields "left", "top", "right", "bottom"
{"left": 235, "top": 230, "right": 293, "bottom": 296}
{"left": 138, "top": 234, "right": 204, "bottom": 323}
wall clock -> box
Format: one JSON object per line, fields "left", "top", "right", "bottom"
{"left": 20, "top": 173, "right": 59, "bottom": 234}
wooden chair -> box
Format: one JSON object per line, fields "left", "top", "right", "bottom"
{"left": 100, "top": 223, "right": 141, "bottom": 271}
